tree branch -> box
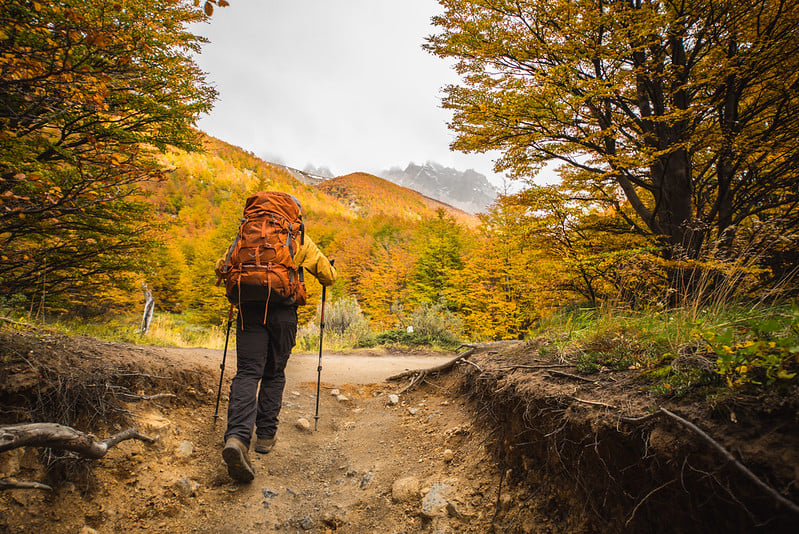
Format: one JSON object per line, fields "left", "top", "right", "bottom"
{"left": 0, "top": 423, "right": 157, "bottom": 459}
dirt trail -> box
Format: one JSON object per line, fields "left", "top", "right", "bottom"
{"left": 1, "top": 344, "right": 504, "bottom": 534}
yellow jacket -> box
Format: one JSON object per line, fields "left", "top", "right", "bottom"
{"left": 294, "top": 234, "right": 337, "bottom": 286}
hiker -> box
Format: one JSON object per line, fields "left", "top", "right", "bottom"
{"left": 215, "top": 191, "right": 336, "bottom": 482}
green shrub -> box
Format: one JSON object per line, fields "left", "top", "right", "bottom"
{"left": 695, "top": 305, "right": 799, "bottom": 387}
{"left": 296, "top": 296, "right": 374, "bottom": 351}
{"left": 375, "top": 302, "right": 463, "bottom": 350}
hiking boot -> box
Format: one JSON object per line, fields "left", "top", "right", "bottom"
{"left": 222, "top": 437, "right": 254, "bottom": 482}
{"left": 254, "top": 435, "right": 277, "bottom": 454}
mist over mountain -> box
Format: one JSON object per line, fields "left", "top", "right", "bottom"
{"left": 380, "top": 162, "right": 498, "bottom": 214}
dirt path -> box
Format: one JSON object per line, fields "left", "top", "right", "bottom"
{"left": 1, "top": 345, "right": 503, "bottom": 534}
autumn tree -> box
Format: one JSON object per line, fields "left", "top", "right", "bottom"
{"left": 428, "top": 0, "right": 799, "bottom": 285}
{"left": 409, "top": 209, "right": 466, "bottom": 306}
{"left": 0, "top": 0, "right": 216, "bottom": 309}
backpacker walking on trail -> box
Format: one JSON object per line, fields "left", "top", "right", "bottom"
{"left": 215, "top": 191, "right": 337, "bottom": 482}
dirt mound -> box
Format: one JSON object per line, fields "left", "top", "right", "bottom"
{"left": 458, "top": 341, "right": 799, "bottom": 533}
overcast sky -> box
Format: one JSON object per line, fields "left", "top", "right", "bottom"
{"left": 190, "top": 0, "right": 512, "bottom": 188}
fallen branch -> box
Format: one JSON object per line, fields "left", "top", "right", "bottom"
{"left": 0, "top": 316, "right": 32, "bottom": 327}
{"left": 387, "top": 348, "right": 476, "bottom": 382}
{"left": 0, "top": 423, "right": 157, "bottom": 459}
{"left": 0, "top": 479, "right": 53, "bottom": 491}
{"left": 659, "top": 408, "right": 799, "bottom": 516}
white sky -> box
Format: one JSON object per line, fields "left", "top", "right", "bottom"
{"left": 190, "top": 0, "right": 514, "bottom": 188}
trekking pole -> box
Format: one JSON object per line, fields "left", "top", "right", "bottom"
{"left": 314, "top": 259, "right": 334, "bottom": 431}
{"left": 213, "top": 303, "right": 235, "bottom": 428}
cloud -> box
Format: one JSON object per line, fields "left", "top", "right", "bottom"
{"left": 191, "top": 0, "right": 510, "bottom": 184}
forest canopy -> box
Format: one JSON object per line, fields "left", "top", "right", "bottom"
{"left": 427, "top": 0, "right": 799, "bottom": 302}
{"left": 0, "top": 0, "right": 216, "bottom": 308}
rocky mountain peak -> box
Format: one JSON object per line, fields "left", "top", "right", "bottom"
{"left": 381, "top": 161, "right": 497, "bottom": 214}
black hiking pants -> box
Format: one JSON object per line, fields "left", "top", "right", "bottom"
{"left": 224, "top": 302, "right": 298, "bottom": 448}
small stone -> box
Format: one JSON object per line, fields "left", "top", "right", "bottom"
{"left": 262, "top": 488, "right": 278, "bottom": 499}
{"left": 387, "top": 394, "right": 400, "bottom": 406}
{"left": 295, "top": 418, "right": 312, "bottom": 432}
{"left": 79, "top": 528, "right": 99, "bottom": 534}
{"left": 299, "top": 516, "right": 314, "bottom": 530}
{"left": 408, "top": 407, "right": 419, "bottom": 415}
{"left": 330, "top": 388, "right": 341, "bottom": 396}
{"left": 291, "top": 391, "right": 301, "bottom": 396}
{"left": 443, "top": 449, "right": 455, "bottom": 463}
{"left": 421, "top": 483, "right": 451, "bottom": 518}
{"left": 174, "top": 440, "right": 193, "bottom": 458}
{"left": 359, "top": 471, "right": 374, "bottom": 489}
{"left": 391, "top": 476, "right": 420, "bottom": 503}
{"left": 173, "top": 477, "right": 200, "bottom": 497}
{"left": 336, "top": 394, "right": 349, "bottom": 402}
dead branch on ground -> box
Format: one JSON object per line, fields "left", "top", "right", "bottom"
{"left": 0, "top": 479, "right": 53, "bottom": 491}
{"left": 0, "top": 316, "right": 32, "bottom": 327}
{"left": 388, "top": 347, "right": 476, "bottom": 382}
{"left": 388, "top": 347, "right": 477, "bottom": 394}
{"left": 1, "top": 423, "right": 157, "bottom": 491}
{"left": 1, "top": 423, "right": 156, "bottom": 459}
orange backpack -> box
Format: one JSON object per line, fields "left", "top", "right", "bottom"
{"left": 219, "top": 191, "right": 307, "bottom": 308}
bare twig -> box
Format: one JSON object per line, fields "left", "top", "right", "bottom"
{"left": 459, "top": 358, "right": 484, "bottom": 373}
{"left": 0, "top": 479, "right": 53, "bottom": 491}
{"left": 625, "top": 480, "right": 675, "bottom": 527}
{"left": 571, "top": 397, "right": 618, "bottom": 410}
{"left": 117, "top": 393, "right": 177, "bottom": 402}
{"left": 492, "top": 468, "right": 506, "bottom": 524}
{"left": 0, "top": 316, "right": 32, "bottom": 327}
{"left": 659, "top": 408, "right": 799, "bottom": 516}
{"left": 397, "top": 373, "right": 425, "bottom": 395}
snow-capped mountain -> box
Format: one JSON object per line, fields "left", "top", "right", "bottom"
{"left": 380, "top": 162, "right": 498, "bottom": 214}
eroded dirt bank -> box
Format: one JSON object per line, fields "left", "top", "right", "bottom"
{"left": 460, "top": 342, "right": 799, "bottom": 533}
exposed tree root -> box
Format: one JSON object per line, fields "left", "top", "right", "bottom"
{"left": 657, "top": 408, "right": 799, "bottom": 516}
